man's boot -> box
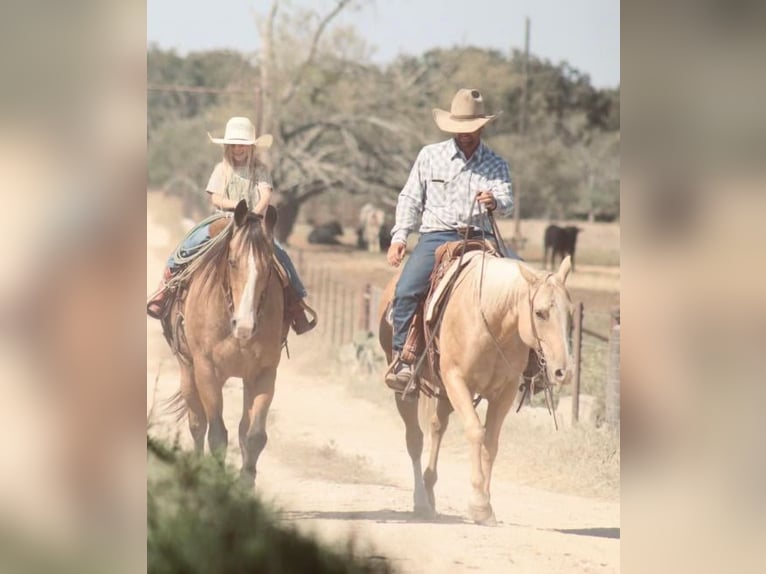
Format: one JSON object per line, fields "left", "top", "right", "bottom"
{"left": 147, "top": 267, "right": 173, "bottom": 319}
{"left": 385, "top": 352, "right": 414, "bottom": 393}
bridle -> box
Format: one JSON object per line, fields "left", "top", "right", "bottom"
{"left": 476, "top": 261, "right": 552, "bottom": 380}
{"left": 221, "top": 236, "right": 273, "bottom": 334}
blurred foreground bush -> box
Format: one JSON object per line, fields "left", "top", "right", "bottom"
{"left": 147, "top": 437, "right": 394, "bottom": 574}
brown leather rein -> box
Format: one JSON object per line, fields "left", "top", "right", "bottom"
{"left": 404, "top": 198, "right": 559, "bottom": 428}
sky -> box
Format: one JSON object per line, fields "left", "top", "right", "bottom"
{"left": 148, "top": 0, "right": 620, "bottom": 88}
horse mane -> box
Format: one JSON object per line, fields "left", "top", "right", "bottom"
{"left": 464, "top": 256, "right": 529, "bottom": 316}
{"left": 467, "top": 257, "right": 571, "bottom": 318}
{"left": 194, "top": 213, "right": 274, "bottom": 299}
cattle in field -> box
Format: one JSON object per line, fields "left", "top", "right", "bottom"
{"left": 308, "top": 221, "right": 344, "bottom": 245}
{"left": 357, "top": 203, "right": 389, "bottom": 253}
{"left": 543, "top": 224, "right": 582, "bottom": 271}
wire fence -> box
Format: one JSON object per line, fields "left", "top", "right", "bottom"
{"left": 293, "top": 250, "right": 364, "bottom": 348}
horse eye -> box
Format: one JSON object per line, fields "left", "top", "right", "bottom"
{"left": 535, "top": 309, "right": 548, "bottom": 320}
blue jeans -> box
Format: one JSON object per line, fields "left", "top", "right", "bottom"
{"left": 274, "top": 240, "right": 307, "bottom": 298}
{"left": 391, "top": 231, "right": 518, "bottom": 352}
{"left": 167, "top": 223, "right": 307, "bottom": 299}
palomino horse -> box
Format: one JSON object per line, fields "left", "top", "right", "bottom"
{"left": 378, "top": 254, "right": 574, "bottom": 524}
{"left": 164, "top": 200, "right": 286, "bottom": 484}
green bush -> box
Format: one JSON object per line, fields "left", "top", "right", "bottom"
{"left": 147, "top": 438, "right": 394, "bottom": 574}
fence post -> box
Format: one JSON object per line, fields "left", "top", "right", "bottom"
{"left": 605, "top": 307, "right": 621, "bottom": 432}
{"left": 362, "top": 284, "right": 371, "bottom": 332}
{"left": 330, "top": 280, "right": 338, "bottom": 345}
{"left": 571, "top": 301, "right": 584, "bottom": 423}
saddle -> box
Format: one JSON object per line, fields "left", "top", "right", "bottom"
{"left": 397, "top": 239, "right": 499, "bottom": 396}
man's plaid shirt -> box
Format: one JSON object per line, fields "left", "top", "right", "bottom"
{"left": 390, "top": 138, "right": 513, "bottom": 244}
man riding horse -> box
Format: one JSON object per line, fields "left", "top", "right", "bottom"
{"left": 385, "top": 88, "right": 518, "bottom": 391}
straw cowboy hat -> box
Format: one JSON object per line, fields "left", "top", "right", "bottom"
{"left": 432, "top": 88, "right": 501, "bottom": 133}
{"left": 208, "top": 116, "right": 273, "bottom": 148}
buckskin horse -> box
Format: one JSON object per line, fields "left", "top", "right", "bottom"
{"left": 163, "top": 200, "right": 287, "bottom": 485}
{"left": 378, "top": 253, "right": 574, "bottom": 524}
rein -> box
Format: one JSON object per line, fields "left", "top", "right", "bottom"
{"left": 472, "top": 201, "right": 559, "bottom": 428}
{"left": 402, "top": 196, "right": 558, "bottom": 428}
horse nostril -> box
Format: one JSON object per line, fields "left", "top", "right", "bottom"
{"left": 231, "top": 318, "right": 237, "bottom": 329}
{"left": 554, "top": 368, "right": 565, "bottom": 380}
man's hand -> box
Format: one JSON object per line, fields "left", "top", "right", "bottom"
{"left": 387, "top": 242, "right": 406, "bottom": 267}
{"left": 476, "top": 191, "right": 497, "bottom": 212}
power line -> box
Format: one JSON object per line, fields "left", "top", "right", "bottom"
{"left": 148, "top": 84, "right": 254, "bottom": 95}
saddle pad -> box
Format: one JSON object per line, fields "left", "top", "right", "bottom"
{"left": 425, "top": 250, "right": 485, "bottom": 323}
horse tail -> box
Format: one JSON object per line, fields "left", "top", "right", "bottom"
{"left": 162, "top": 390, "right": 189, "bottom": 423}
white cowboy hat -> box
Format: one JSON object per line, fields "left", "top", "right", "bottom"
{"left": 207, "top": 116, "right": 273, "bottom": 148}
{"left": 432, "top": 88, "right": 501, "bottom": 133}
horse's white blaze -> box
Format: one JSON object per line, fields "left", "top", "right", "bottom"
{"left": 235, "top": 247, "right": 258, "bottom": 331}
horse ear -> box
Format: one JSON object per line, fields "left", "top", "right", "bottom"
{"left": 234, "top": 200, "right": 248, "bottom": 226}
{"left": 518, "top": 263, "right": 540, "bottom": 286}
{"left": 557, "top": 256, "right": 572, "bottom": 283}
{"left": 263, "top": 205, "right": 278, "bottom": 237}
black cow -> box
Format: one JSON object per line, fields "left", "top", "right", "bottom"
{"left": 543, "top": 224, "right": 582, "bottom": 271}
{"left": 308, "top": 221, "right": 344, "bottom": 245}
{"left": 356, "top": 221, "right": 392, "bottom": 251}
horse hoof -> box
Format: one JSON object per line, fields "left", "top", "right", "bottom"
{"left": 413, "top": 503, "right": 436, "bottom": 519}
{"left": 470, "top": 505, "right": 496, "bottom": 526}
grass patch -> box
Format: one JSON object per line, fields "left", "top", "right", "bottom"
{"left": 499, "top": 417, "right": 620, "bottom": 500}
{"left": 148, "top": 437, "right": 394, "bottom": 574}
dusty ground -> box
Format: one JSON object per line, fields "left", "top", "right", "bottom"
{"left": 147, "top": 192, "right": 620, "bottom": 573}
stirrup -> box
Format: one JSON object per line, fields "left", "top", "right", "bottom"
{"left": 291, "top": 301, "right": 318, "bottom": 335}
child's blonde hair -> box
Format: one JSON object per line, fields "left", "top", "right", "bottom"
{"left": 220, "top": 144, "right": 266, "bottom": 191}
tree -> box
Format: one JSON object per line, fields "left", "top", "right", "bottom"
{"left": 254, "top": 0, "right": 423, "bottom": 243}
{"left": 147, "top": 22, "right": 620, "bottom": 228}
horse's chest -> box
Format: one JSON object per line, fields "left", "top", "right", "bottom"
{"left": 212, "top": 339, "right": 279, "bottom": 376}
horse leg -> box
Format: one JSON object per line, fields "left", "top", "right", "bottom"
{"left": 423, "top": 396, "right": 453, "bottom": 514}
{"left": 479, "top": 383, "right": 519, "bottom": 525}
{"left": 395, "top": 394, "right": 431, "bottom": 517}
{"left": 443, "top": 372, "right": 493, "bottom": 524}
{"left": 239, "top": 369, "right": 276, "bottom": 486}
{"left": 180, "top": 362, "right": 206, "bottom": 454}
{"left": 195, "top": 361, "right": 228, "bottom": 461}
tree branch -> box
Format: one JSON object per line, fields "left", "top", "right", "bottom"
{"left": 280, "top": 0, "right": 354, "bottom": 106}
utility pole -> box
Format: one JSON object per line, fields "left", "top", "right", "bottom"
{"left": 512, "top": 16, "right": 530, "bottom": 252}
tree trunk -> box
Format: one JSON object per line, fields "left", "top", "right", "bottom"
{"left": 275, "top": 196, "right": 300, "bottom": 245}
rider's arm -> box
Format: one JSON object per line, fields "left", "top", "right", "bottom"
{"left": 210, "top": 193, "right": 238, "bottom": 211}
{"left": 390, "top": 148, "right": 427, "bottom": 245}
{"left": 252, "top": 182, "right": 272, "bottom": 216}
{"left": 206, "top": 163, "right": 238, "bottom": 211}
{"left": 487, "top": 160, "right": 513, "bottom": 217}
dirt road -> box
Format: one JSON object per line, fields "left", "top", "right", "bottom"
{"left": 147, "top": 207, "right": 619, "bottom": 574}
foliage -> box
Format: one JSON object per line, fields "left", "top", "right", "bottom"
{"left": 147, "top": 437, "right": 394, "bottom": 574}
{"left": 147, "top": 1, "right": 620, "bottom": 239}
